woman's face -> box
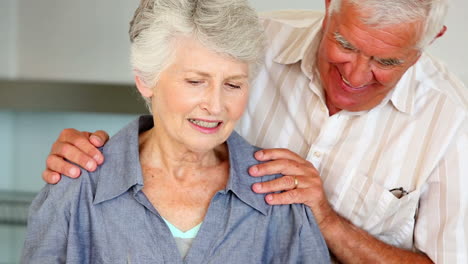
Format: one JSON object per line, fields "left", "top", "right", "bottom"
{"left": 141, "top": 38, "right": 250, "bottom": 153}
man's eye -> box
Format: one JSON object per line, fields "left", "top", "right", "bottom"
{"left": 338, "top": 42, "right": 356, "bottom": 51}
{"left": 333, "top": 32, "right": 355, "bottom": 52}
{"left": 379, "top": 61, "right": 392, "bottom": 66}
{"left": 376, "top": 59, "right": 400, "bottom": 68}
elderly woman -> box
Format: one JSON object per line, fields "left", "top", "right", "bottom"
{"left": 21, "top": 0, "right": 330, "bottom": 263}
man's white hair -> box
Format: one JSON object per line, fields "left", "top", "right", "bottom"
{"left": 129, "top": 0, "right": 265, "bottom": 110}
{"left": 328, "top": 0, "right": 448, "bottom": 49}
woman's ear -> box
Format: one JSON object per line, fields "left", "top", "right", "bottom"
{"left": 135, "top": 76, "right": 154, "bottom": 98}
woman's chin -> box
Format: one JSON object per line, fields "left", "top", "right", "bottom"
{"left": 181, "top": 138, "right": 224, "bottom": 154}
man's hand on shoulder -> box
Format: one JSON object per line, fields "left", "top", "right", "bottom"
{"left": 249, "top": 148, "right": 335, "bottom": 227}
{"left": 249, "top": 148, "right": 434, "bottom": 263}
{"left": 42, "top": 129, "right": 110, "bottom": 184}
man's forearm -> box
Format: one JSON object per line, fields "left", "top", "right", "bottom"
{"left": 320, "top": 212, "right": 433, "bottom": 264}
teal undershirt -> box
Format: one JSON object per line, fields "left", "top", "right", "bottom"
{"left": 162, "top": 217, "right": 202, "bottom": 258}
{"left": 162, "top": 217, "right": 202, "bottom": 239}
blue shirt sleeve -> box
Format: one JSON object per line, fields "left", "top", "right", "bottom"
{"left": 259, "top": 203, "right": 330, "bottom": 263}
{"left": 299, "top": 206, "right": 331, "bottom": 263}
{"left": 21, "top": 173, "right": 89, "bottom": 264}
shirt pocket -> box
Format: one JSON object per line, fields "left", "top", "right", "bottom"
{"left": 329, "top": 173, "right": 420, "bottom": 248}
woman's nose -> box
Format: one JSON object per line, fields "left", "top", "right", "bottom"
{"left": 201, "top": 85, "right": 223, "bottom": 114}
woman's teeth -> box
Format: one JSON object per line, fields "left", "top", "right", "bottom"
{"left": 189, "top": 119, "right": 220, "bottom": 128}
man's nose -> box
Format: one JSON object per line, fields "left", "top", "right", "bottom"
{"left": 345, "top": 54, "right": 373, "bottom": 87}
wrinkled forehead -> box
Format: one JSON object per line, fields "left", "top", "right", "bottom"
{"left": 331, "top": 0, "right": 428, "bottom": 28}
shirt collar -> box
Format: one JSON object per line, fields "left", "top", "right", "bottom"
{"left": 273, "top": 16, "right": 323, "bottom": 66}
{"left": 224, "top": 132, "right": 272, "bottom": 216}
{"left": 270, "top": 14, "right": 327, "bottom": 102}
{"left": 387, "top": 65, "right": 416, "bottom": 114}
{"left": 93, "top": 116, "right": 150, "bottom": 205}
{"left": 93, "top": 115, "right": 271, "bottom": 215}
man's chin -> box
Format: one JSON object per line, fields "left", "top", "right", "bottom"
{"left": 328, "top": 95, "right": 360, "bottom": 112}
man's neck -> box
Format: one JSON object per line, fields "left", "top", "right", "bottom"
{"left": 325, "top": 96, "right": 342, "bottom": 116}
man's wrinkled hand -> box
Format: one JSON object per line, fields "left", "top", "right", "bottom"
{"left": 249, "top": 148, "right": 334, "bottom": 225}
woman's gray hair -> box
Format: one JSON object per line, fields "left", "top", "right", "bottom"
{"left": 328, "top": 0, "right": 448, "bottom": 49}
{"left": 129, "top": 0, "right": 265, "bottom": 110}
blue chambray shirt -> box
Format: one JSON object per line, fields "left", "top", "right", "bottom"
{"left": 22, "top": 116, "right": 330, "bottom": 264}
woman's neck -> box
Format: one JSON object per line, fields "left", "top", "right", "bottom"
{"left": 138, "top": 127, "right": 230, "bottom": 231}
{"left": 138, "top": 128, "right": 228, "bottom": 181}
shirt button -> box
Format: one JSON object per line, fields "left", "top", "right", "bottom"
{"left": 313, "top": 151, "right": 322, "bottom": 158}
{"left": 320, "top": 105, "right": 327, "bottom": 112}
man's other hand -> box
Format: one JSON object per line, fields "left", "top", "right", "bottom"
{"left": 42, "top": 129, "right": 109, "bottom": 184}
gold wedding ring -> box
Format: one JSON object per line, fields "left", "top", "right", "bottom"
{"left": 294, "top": 176, "right": 299, "bottom": 189}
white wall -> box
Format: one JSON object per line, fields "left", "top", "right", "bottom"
{"left": 427, "top": 0, "right": 468, "bottom": 85}
{"left": 0, "top": 0, "right": 16, "bottom": 78}
{"left": 17, "top": 0, "right": 138, "bottom": 83}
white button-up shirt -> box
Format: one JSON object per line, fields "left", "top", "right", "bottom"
{"left": 237, "top": 10, "right": 468, "bottom": 263}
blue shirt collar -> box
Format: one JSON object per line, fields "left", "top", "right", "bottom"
{"left": 93, "top": 115, "right": 270, "bottom": 215}
{"left": 224, "top": 132, "right": 271, "bottom": 215}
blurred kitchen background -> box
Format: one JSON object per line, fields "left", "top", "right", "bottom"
{"left": 0, "top": 0, "right": 466, "bottom": 263}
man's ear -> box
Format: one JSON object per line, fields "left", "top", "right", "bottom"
{"left": 322, "top": 0, "right": 333, "bottom": 30}
{"left": 435, "top": 25, "right": 447, "bottom": 39}
{"left": 135, "top": 76, "right": 154, "bottom": 98}
{"left": 429, "top": 25, "right": 447, "bottom": 45}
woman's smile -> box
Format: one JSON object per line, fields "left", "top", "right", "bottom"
{"left": 188, "top": 118, "right": 223, "bottom": 134}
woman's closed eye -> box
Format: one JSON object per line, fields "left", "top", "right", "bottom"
{"left": 186, "top": 79, "right": 204, "bottom": 86}
{"left": 225, "top": 83, "right": 241, "bottom": 89}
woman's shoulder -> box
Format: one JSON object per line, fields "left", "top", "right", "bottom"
{"left": 227, "top": 130, "right": 262, "bottom": 154}
{"left": 26, "top": 169, "right": 96, "bottom": 234}
{"left": 227, "top": 131, "right": 281, "bottom": 182}
{"left": 37, "top": 168, "right": 96, "bottom": 209}
{"left": 40, "top": 116, "right": 144, "bottom": 211}
{"left": 226, "top": 133, "right": 322, "bottom": 225}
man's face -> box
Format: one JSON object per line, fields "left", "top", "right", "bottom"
{"left": 317, "top": 1, "right": 423, "bottom": 114}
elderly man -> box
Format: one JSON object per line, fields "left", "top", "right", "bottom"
{"left": 42, "top": 0, "right": 467, "bottom": 263}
